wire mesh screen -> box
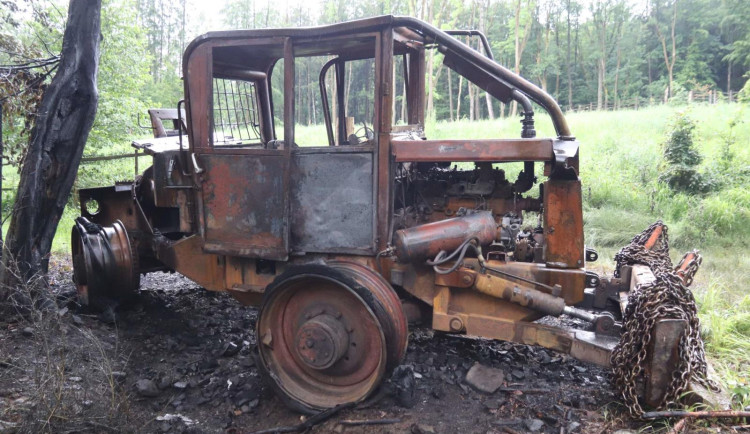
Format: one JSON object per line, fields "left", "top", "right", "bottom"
{"left": 212, "top": 78, "right": 262, "bottom": 146}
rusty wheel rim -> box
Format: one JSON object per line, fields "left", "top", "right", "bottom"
{"left": 71, "top": 219, "right": 139, "bottom": 307}
{"left": 71, "top": 223, "right": 92, "bottom": 305}
{"left": 329, "top": 260, "right": 408, "bottom": 371}
{"left": 257, "top": 268, "right": 387, "bottom": 411}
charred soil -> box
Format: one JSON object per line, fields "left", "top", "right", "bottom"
{"left": 0, "top": 256, "right": 648, "bottom": 433}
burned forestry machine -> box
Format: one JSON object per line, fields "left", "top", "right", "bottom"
{"left": 71, "top": 16, "right": 717, "bottom": 415}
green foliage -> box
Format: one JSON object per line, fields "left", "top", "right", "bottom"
{"left": 739, "top": 74, "right": 750, "bottom": 103}
{"left": 87, "top": 0, "right": 151, "bottom": 153}
{"left": 0, "top": 1, "right": 65, "bottom": 169}
{"left": 658, "top": 112, "right": 716, "bottom": 194}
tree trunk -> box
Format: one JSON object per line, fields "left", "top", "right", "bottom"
{"left": 485, "top": 92, "right": 494, "bottom": 120}
{"left": 456, "top": 75, "right": 464, "bottom": 121}
{"left": 468, "top": 80, "right": 475, "bottom": 121}
{"left": 448, "top": 68, "right": 453, "bottom": 121}
{"left": 511, "top": 0, "right": 522, "bottom": 118}
{"left": 426, "top": 49, "right": 435, "bottom": 119}
{"left": 2, "top": 0, "right": 102, "bottom": 291}
{"left": 727, "top": 60, "right": 732, "bottom": 102}
{"left": 511, "top": 0, "right": 532, "bottom": 118}
{"left": 613, "top": 44, "right": 621, "bottom": 110}
{"left": 597, "top": 57, "right": 604, "bottom": 110}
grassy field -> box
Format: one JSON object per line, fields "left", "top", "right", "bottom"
{"left": 3, "top": 102, "right": 748, "bottom": 398}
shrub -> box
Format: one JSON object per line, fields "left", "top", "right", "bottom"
{"left": 659, "top": 112, "right": 715, "bottom": 194}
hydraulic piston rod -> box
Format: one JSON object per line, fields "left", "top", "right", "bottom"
{"left": 473, "top": 271, "right": 598, "bottom": 322}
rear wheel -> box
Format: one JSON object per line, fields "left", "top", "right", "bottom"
{"left": 256, "top": 264, "right": 406, "bottom": 414}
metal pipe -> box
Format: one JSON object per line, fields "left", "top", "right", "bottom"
{"left": 474, "top": 271, "right": 600, "bottom": 323}
{"left": 183, "top": 16, "right": 573, "bottom": 139}
{"left": 562, "top": 306, "right": 598, "bottom": 322}
{"left": 394, "top": 212, "right": 496, "bottom": 263}
{"left": 393, "top": 16, "right": 573, "bottom": 140}
{"left": 444, "top": 30, "right": 494, "bottom": 60}
{"left": 319, "top": 58, "right": 338, "bottom": 147}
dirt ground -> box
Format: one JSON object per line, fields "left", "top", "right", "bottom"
{"left": 0, "top": 255, "right": 675, "bottom": 433}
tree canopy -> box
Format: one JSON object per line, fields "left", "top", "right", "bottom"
{"left": 2, "top": 0, "right": 749, "bottom": 154}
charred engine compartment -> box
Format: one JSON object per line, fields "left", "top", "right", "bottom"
{"left": 392, "top": 161, "right": 545, "bottom": 263}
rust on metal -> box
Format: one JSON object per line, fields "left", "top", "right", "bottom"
{"left": 394, "top": 212, "right": 496, "bottom": 263}
{"left": 391, "top": 139, "right": 554, "bottom": 162}
{"left": 69, "top": 14, "right": 705, "bottom": 414}
{"left": 644, "top": 224, "right": 664, "bottom": 250}
{"left": 543, "top": 180, "right": 584, "bottom": 268}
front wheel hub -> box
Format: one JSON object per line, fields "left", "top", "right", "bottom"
{"left": 295, "top": 314, "right": 349, "bottom": 370}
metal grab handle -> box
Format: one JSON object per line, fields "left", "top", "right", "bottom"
{"left": 191, "top": 153, "right": 204, "bottom": 174}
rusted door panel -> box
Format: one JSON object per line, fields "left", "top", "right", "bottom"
{"left": 201, "top": 154, "right": 288, "bottom": 260}
{"left": 290, "top": 152, "right": 375, "bottom": 253}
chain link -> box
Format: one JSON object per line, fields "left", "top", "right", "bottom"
{"left": 610, "top": 221, "right": 719, "bottom": 416}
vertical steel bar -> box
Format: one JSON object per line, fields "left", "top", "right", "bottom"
{"left": 283, "top": 38, "right": 294, "bottom": 147}
{"left": 336, "top": 60, "right": 346, "bottom": 145}
{"left": 235, "top": 80, "right": 252, "bottom": 140}
{"left": 376, "top": 28, "right": 394, "bottom": 251}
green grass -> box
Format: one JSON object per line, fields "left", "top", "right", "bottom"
{"left": 4, "top": 102, "right": 749, "bottom": 398}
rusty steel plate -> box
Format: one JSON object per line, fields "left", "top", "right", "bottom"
{"left": 290, "top": 152, "right": 374, "bottom": 253}
{"left": 200, "top": 154, "right": 288, "bottom": 260}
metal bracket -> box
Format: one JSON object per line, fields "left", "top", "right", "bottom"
{"left": 191, "top": 153, "right": 204, "bottom": 174}
{"left": 585, "top": 271, "right": 600, "bottom": 288}
{"left": 585, "top": 247, "right": 598, "bottom": 262}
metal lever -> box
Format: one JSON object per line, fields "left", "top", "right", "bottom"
{"left": 191, "top": 153, "right": 204, "bottom": 174}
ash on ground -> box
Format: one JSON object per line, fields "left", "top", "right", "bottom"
{"left": 0, "top": 257, "right": 644, "bottom": 433}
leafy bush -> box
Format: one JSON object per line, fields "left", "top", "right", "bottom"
{"left": 658, "top": 112, "right": 715, "bottom": 194}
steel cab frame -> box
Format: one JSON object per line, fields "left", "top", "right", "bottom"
{"left": 180, "top": 15, "right": 582, "bottom": 269}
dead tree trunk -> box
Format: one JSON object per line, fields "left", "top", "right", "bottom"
{"left": 2, "top": 0, "right": 102, "bottom": 292}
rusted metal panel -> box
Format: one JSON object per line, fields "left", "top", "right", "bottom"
{"left": 78, "top": 186, "right": 139, "bottom": 231}
{"left": 201, "top": 154, "right": 288, "bottom": 260}
{"left": 185, "top": 43, "right": 211, "bottom": 152}
{"left": 155, "top": 234, "right": 226, "bottom": 291}
{"left": 391, "top": 139, "right": 554, "bottom": 163}
{"left": 543, "top": 180, "right": 584, "bottom": 268}
{"left": 290, "top": 152, "right": 375, "bottom": 253}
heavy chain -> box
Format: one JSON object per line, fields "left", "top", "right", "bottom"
{"left": 610, "top": 221, "right": 719, "bottom": 416}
